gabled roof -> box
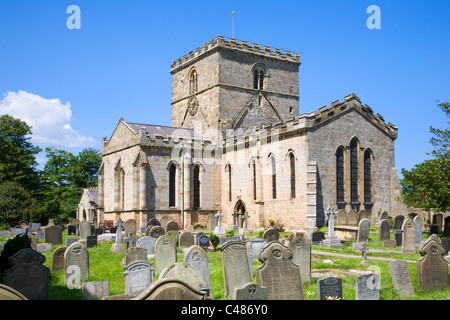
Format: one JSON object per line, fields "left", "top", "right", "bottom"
{"left": 124, "top": 122, "right": 202, "bottom": 140}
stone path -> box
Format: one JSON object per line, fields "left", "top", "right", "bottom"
{"left": 311, "top": 250, "right": 417, "bottom": 264}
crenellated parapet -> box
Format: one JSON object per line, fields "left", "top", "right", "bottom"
{"left": 170, "top": 35, "right": 301, "bottom": 74}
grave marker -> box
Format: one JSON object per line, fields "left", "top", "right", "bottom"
{"left": 154, "top": 234, "right": 177, "bottom": 276}
{"left": 317, "top": 277, "right": 342, "bottom": 300}
{"left": 402, "top": 218, "right": 416, "bottom": 254}
{"left": 285, "top": 232, "right": 311, "bottom": 284}
{"left": 417, "top": 234, "right": 449, "bottom": 290}
{"left": 183, "top": 245, "right": 211, "bottom": 296}
{"left": 389, "top": 260, "right": 414, "bottom": 298}
{"left": 64, "top": 242, "right": 89, "bottom": 285}
{"left": 355, "top": 273, "right": 380, "bottom": 300}
{"left": 123, "top": 260, "right": 154, "bottom": 296}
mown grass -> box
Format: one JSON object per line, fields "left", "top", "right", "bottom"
{"left": 3, "top": 226, "right": 450, "bottom": 300}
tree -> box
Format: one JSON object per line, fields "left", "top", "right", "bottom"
{"left": 0, "top": 115, "right": 42, "bottom": 196}
{"left": 400, "top": 101, "right": 450, "bottom": 212}
{"left": 0, "top": 181, "right": 34, "bottom": 228}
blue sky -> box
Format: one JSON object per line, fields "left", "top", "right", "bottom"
{"left": 0, "top": 0, "right": 449, "bottom": 176}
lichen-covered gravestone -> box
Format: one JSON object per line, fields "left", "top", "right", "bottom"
{"left": 136, "top": 236, "right": 156, "bottom": 256}
{"left": 178, "top": 231, "right": 195, "bottom": 249}
{"left": 154, "top": 234, "right": 177, "bottom": 276}
{"left": 379, "top": 219, "right": 390, "bottom": 241}
{"left": 44, "top": 224, "right": 63, "bottom": 245}
{"left": 159, "top": 262, "right": 206, "bottom": 293}
{"left": 125, "top": 247, "right": 147, "bottom": 265}
{"left": 262, "top": 228, "right": 279, "bottom": 242}
{"left": 357, "top": 219, "right": 370, "bottom": 242}
{"left": 220, "top": 240, "right": 252, "bottom": 299}
{"left": 402, "top": 218, "right": 416, "bottom": 254}
{"left": 388, "top": 260, "right": 414, "bottom": 298}
{"left": 148, "top": 225, "right": 165, "bottom": 239}
{"left": 347, "top": 210, "right": 358, "bottom": 226}
{"left": 183, "top": 245, "right": 211, "bottom": 296}
{"left": 64, "top": 242, "right": 89, "bottom": 286}
{"left": 285, "top": 232, "right": 311, "bottom": 284}
{"left": 255, "top": 241, "right": 304, "bottom": 300}
{"left": 417, "top": 234, "right": 449, "bottom": 290}
{"left": 123, "top": 260, "right": 154, "bottom": 296}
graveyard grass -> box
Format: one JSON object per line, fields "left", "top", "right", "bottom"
{"left": 29, "top": 228, "right": 450, "bottom": 300}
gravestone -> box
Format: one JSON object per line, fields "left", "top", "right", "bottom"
{"left": 125, "top": 233, "right": 137, "bottom": 249}
{"left": 123, "top": 260, "right": 154, "bottom": 296}
{"left": 51, "top": 246, "right": 67, "bottom": 271}
{"left": 125, "top": 247, "right": 147, "bottom": 265}
{"left": 65, "top": 237, "right": 78, "bottom": 247}
{"left": 402, "top": 218, "right": 416, "bottom": 254}
{"left": 310, "top": 232, "right": 325, "bottom": 244}
{"left": 1, "top": 249, "right": 49, "bottom": 300}
{"left": 68, "top": 225, "right": 77, "bottom": 236}
{"left": 347, "top": 210, "right": 358, "bottom": 226}
{"left": 183, "top": 245, "right": 211, "bottom": 296}
{"left": 255, "top": 241, "right": 304, "bottom": 300}
{"left": 336, "top": 209, "right": 347, "bottom": 226}
{"left": 206, "top": 213, "right": 218, "bottom": 231}
{"left": 111, "top": 219, "right": 125, "bottom": 252}
{"left": 247, "top": 238, "right": 267, "bottom": 277}
{"left": 355, "top": 273, "right": 380, "bottom": 300}
{"left": 29, "top": 222, "right": 41, "bottom": 233}
{"left": 79, "top": 220, "right": 91, "bottom": 240}
{"left": 388, "top": 260, "right": 414, "bottom": 298}
{"left": 379, "top": 211, "right": 389, "bottom": 221}
{"left": 82, "top": 281, "right": 109, "bottom": 300}
{"left": 64, "top": 242, "right": 89, "bottom": 285}
{"left": 414, "top": 215, "right": 423, "bottom": 245}
{"left": 86, "top": 235, "right": 97, "bottom": 248}
{"left": 147, "top": 218, "right": 161, "bottom": 227}
{"left": 444, "top": 217, "right": 450, "bottom": 237}
{"left": 433, "top": 213, "right": 444, "bottom": 232}
{"left": 213, "top": 211, "right": 225, "bottom": 236}
{"left": 383, "top": 239, "right": 397, "bottom": 248}
{"left": 429, "top": 224, "right": 439, "bottom": 236}
{"left": 165, "top": 220, "right": 179, "bottom": 233}
{"left": 159, "top": 262, "right": 207, "bottom": 293}
{"left": 379, "top": 219, "right": 390, "bottom": 241}
{"left": 95, "top": 226, "right": 106, "bottom": 236}
{"left": 394, "top": 215, "right": 404, "bottom": 230}
{"left": 178, "top": 231, "right": 195, "bottom": 249}
{"left": 154, "top": 234, "right": 177, "bottom": 276}
{"left": 285, "top": 232, "right": 311, "bottom": 284}
{"left": 219, "top": 235, "right": 243, "bottom": 245}
{"left": 132, "top": 278, "right": 207, "bottom": 300}
{"left": 136, "top": 236, "right": 156, "bottom": 257}
{"left": 148, "top": 225, "right": 165, "bottom": 239}
{"left": 394, "top": 230, "right": 403, "bottom": 246}
{"left": 317, "top": 277, "right": 342, "bottom": 300}
{"left": 220, "top": 240, "right": 252, "bottom": 299}
{"left": 235, "top": 282, "right": 268, "bottom": 300}
{"left": 196, "top": 232, "right": 210, "bottom": 248}
{"left": 417, "top": 234, "right": 449, "bottom": 290}
{"left": 27, "top": 233, "right": 37, "bottom": 250}
{"left": 358, "top": 209, "right": 368, "bottom": 222}
{"left": 262, "top": 228, "right": 279, "bottom": 242}
{"left": 0, "top": 284, "right": 28, "bottom": 300}
{"left": 124, "top": 219, "right": 137, "bottom": 237}
{"left": 357, "top": 218, "right": 370, "bottom": 242}
{"left": 44, "top": 224, "right": 63, "bottom": 245}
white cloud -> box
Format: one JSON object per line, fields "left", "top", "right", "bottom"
{"left": 0, "top": 90, "right": 95, "bottom": 148}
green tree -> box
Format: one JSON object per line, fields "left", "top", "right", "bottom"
{"left": 400, "top": 101, "right": 450, "bottom": 212}
{"left": 0, "top": 115, "right": 42, "bottom": 196}
{"left": 0, "top": 181, "right": 34, "bottom": 228}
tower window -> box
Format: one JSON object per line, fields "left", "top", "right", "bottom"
{"left": 189, "top": 69, "right": 198, "bottom": 95}
{"left": 336, "top": 147, "right": 345, "bottom": 209}
{"left": 350, "top": 139, "right": 359, "bottom": 207}
{"left": 252, "top": 64, "right": 266, "bottom": 90}
{"left": 364, "top": 150, "right": 372, "bottom": 208}
{"left": 169, "top": 163, "right": 176, "bottom": 207}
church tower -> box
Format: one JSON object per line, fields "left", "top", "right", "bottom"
{"left": 170, "top": 36, "right": 301, "bottom": 137}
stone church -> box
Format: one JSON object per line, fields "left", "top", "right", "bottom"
{"left": 84, "top": 36, "right": 405, "bottom": 234}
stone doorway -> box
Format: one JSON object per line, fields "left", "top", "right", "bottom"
{"left": 234, "top": 200, "right": 247, "bottom": 228}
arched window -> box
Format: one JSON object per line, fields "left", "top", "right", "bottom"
{"left": 252, "top": 161, "right": 257, "bottom": 200}
{"left": 120, "top": 169, "right": 125, "bottom": 209}
{"left": 336, "top": 147, "right": 345, "bottom": 208}
{"left": 364, "top": 150, "right": 372, "bottom": 208}
{"left": 252, "top": 63, "right": 266, "bottom": 90}
{"left": 193, "top": 165, "right": 200, "bottom": 209}
{"left": 225, "top": 164, "right": 232, "bottom": 202}
{"left": 271, "top": 156, "right": 277, "bottom": 199}
{"left": 290, "top": 153, "right": 296, "bottom": 199}
{"left": 169, "top": 163, "right": 176, "bottom": 207}
{"left": 350, "top": 138, "right": 359, "bottom": 207}
{"left": 259, "top": 70, "right": 264, "bottom": 90}
{"left": 189, "top": 69, "right": 198, "bottom": 95}
{"left": 253, "top": 70, "right": 259, "bottom": 89}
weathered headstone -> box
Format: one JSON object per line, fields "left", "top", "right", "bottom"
{"left": 86, "top": 235, "right": 98, "bottom": 248}
{"left": 357, "top": 219, "right": 370, "bottom": 242}
{"left": 147, "top": 218, "right": 161, "bottom": 227}
{"left": 255, "top": 241, "right": 304, "bottom": 300}
{"left": 0, "top": 284, "right": 27, "bottom": 300}
{"left": 123, "top": 260, "right": 154, "bottom": 296}
{"left": 383, "top": 239, "right": 397, "bottom": 248}
{"left": 414, "top": 215, "right": 423, "bottom": 245}
{"left": 358, "top": 209, "right": 368, "bottom": 222}
{"left": 178, "top": 231, "right": 195, "bottom": 249}
{"left": 347, "top": 210, "right": 358, "bottom": 226}
{"left": 235, "top": 282, "right": 268, "bottom": 300}
{"left": 262, "top": 228, "right": 279, "bottom": 242}
{"left": 51, "top": 246, "right": 67, "bottom": 271}
{"left": 417, "top": 234, "right": 449, "bottom": 290}
{"left": 310, "top": 231, "right": 325, "bottom": 244}
{"left": 136, "top": 236, "right": 156, "bottom": 257}
{"left": 336, "top": 209, "right": 347, "bottom": 226}
{"left": 389, "top": 260, "right": 414, "bottom": 298}
{"left": 433, "top": 213, "right": 444, "bottom": 232}
{"left": 402, "top": 218, "right": 416, "bottom": 254}
{"left": 132, "top": 278, "right": 207, "bottom": 300}
{"left": 196, "top": 232, "right": 210, "bottom": 248}
{"left": 1, "top": 249, "right": 49, "bottom": 300}
{"left": 355, "top": 273, "right": 380, "bottom": 300}
{"left": 379, "top": 219, "right": 390, "bottom": 241}
{"left": 379, "top": 211, "right": 389, "bottom": 221}
{"left": 220, "top": 240, "right": 252, "bottom": 299}
{"left": 82, "top": 281, "right": 109, "bottom": 300}
{"left": 285, "top": 232, "right": 311, "bottom": 284}
{"left": 64, "top": 242, "right": 89, "bottom": 286}
{"left": 393, "top": 215, "right": 404, "bottom": 230}
{"left": 29, "top": 223, "right": 41, "bottom": 233}
{"left": 394, "top": 230, "right": 403, "bottom": 246}
{"left": 444, "top": 217, "right": 450, "bottom": 237}
{"left": 148, "top": 225, "right": 165, "bottom": 239}
{"left": 317, "top": 277, "right": 342, "bottom": 300}
{"left": 160, "top": 262, "right": 207, "bottom": 293}
{"left": 125, "top": 247, "right": 147, "bottom": 265}
{"left": 165, "top": 220, "right": 178, "bottom": 233}
{"left": 79, "top": 220, "right": 91, "bottom": 240}
{"left": 206, "top": 213, "right": 218, "bottom": 231}
{"left": 183, "top": 245, "right": 211, "bottom": 296}
{"left": 246, "top": 238, "right": 267, "bottom": 277}
{"left": 44, "top": 224, "right": 63, "bottom": 245}
{"left": 154, "top": 234, "right": 177, "bottom": 276}
{"left": 65, "top": 237, "right": 78, "bottom": 247}
{"left": 124, "top": 219, "right": 137, "bottom": 237}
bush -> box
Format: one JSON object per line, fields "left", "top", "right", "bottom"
{"left": 209, "top": 234, "right": 220, "bottom": 250}
{"left": 23, "top": 205, "right": 49, "bottom": 225}
{"left": 0, "top": 232, "right": 31, "bottom": 272}
{"left": 225, "top": 229, "right": 236, "bottom": 237}
{"left": 0, "top": 181, "right": 34, "bottom": 228}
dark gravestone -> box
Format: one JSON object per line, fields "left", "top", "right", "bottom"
{"left": 394, "top": 230, "right": 403, "bottom": 246}
{"left": 317, "top": 277, "right": 343, "bottom": 300}
{"left": 441, "top": 239, "right": 450, "bottom": 254}
{"left": 444, "top": 217, "right": 450, "bottom": 236}
{"left": 1, "top": 249, "right": 49, "bottom": 300}
{"left": 429, "top": 224, "right": 439, "bottom": 236}
{"left": 68, "top": 225, "right": 77, "bottom": 236}
{"left": 86, "top": 235, "right": 97, "bottom": 248}
{"left": 196, "top": 233, "right": 210, "bottom": 248}
{"left": 44, "top": 225, "right": 63, "bottom": 245}
{"left": 417, "top": 234, "right": 449, "bottom": 290}
{"left": 311, "top": 232, "right": 325, "bottom": 244}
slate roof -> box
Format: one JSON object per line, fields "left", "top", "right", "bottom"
{"left": 125, "top": 122, "right": 202, "bottom": 139}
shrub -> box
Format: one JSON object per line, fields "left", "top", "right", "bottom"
{"left": 209, "top": 234, "right": 220, "bottom": 251}
{"left": 0, "top": 232, "right": 31, "bottom": 272}
{"left": 225, "top": 229, "right": 236, "bottom": 237}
